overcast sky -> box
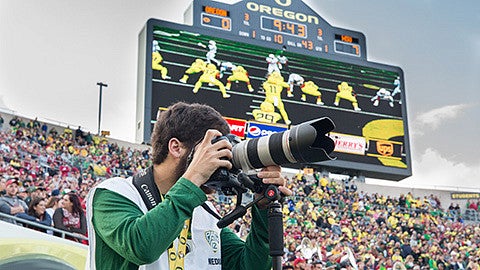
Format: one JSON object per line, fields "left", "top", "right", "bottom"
{"left": 1, "top": 0, "right": 479, "bottom": 190}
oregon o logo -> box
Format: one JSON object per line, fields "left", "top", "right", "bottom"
{"left": 275, "top": 0, "right": 291, "bottom": 7}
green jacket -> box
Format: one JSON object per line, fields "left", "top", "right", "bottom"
{"left": 91, "top": 177, "right": 272, "bottom": 269}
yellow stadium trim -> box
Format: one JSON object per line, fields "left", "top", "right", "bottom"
{"left": 0, "top": 239, "right": 87, "bottom": 270}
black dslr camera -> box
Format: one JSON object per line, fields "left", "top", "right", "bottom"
{"left": 204, "top": 117, "right": 336, "bottom": 196}
{"left": 202, "top": 117, "right": 336, "bottom": 228}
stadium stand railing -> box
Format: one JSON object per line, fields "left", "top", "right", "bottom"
{"left": 0, "top": 212, "right": 88, "bottom": 242}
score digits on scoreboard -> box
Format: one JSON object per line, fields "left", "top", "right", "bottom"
{"left": 334, "top": 34, "right": 360, "bottom": 57}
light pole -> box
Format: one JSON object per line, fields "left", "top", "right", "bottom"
{"left": 96, "top": 82, "right": 108, "bottom": 135}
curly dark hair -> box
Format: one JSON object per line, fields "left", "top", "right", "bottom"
{"left": 151, "top": 102, "right": 230, "bottom": 165}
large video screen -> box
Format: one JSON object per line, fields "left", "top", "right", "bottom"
{"left": 137, "top": 19, "right": 412, "bottom": 180}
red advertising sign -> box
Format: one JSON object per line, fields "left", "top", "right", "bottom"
{"left": 224, "top": 117, "right": 247, "bottom": 138}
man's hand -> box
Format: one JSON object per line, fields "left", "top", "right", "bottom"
{"left": 183, "top": 129, "right": 233, "bottom": 187}
{"left": 11, "top": 205, "right": 25, "bottom": 215}
{"left": 254, "top": 165, "right": 292, "bottom": 209}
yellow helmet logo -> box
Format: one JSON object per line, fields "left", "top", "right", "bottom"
{"left": 376, "top": 141, "right": 394, "bottom": 156}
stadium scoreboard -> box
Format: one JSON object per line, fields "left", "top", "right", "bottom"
{"left": 184, "top": 0, "right": 367, "bottom": 59}
{"left": 136, "top": 0, "right": 412, "bottom": 181}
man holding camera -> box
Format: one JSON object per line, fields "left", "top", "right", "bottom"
{"left": 87, "top": 102, "right": 292, "bottom": 270}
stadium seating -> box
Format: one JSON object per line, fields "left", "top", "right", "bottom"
{"left": 1, "top": 112, "right": 479, "bottom": 268}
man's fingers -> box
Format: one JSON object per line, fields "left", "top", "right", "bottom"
{"left": 278, "top": 186, "right": 292, "bottom": 196}
{"left": 218, "top": 159, "right": 233, "bottom": 170}
{"left": 202, "top": 129, "right": 223, "bottom": 145}
{"left": 216, "top": 148, "right": 233, "bottom": 160}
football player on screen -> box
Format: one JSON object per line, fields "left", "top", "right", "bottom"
{"left": 334, "top": 82, "right": 361, "bottom": 111}
{"left": 300, "top": 81, "right": 324, "bottom": 105}
{"left": 265, "top": 54, "right": 281, "bottom": 76}
{"left": 252, "top": 102, "right": 282, "bottom": 124}
{"left": 198, "top": 40, "right": 221, "bottom": 66}
{"left": 218, "top": 62, "right": 235, "bottom": 79}
{"left": 225, "top": 65, "right": 254, "bottom": 93}
{"left": 261, "top": 71, "right": 291, "bottom": 125}
{"left": 287, "top": 74, "right": 323, "bottom": 105}
{"left": 179, "top": 59, "right": 207, "bottom": 83}
{"left": 286, "top": 73, "right": 303, "bottom": 97}
{"left": 152, "top": 40, "right": 161, "bottom": 52}
{"left": 275, "top": 46, "right": 289, "bottom": 72}
{"left": 193, "top": 63, "right": 230, "bottom": 98}
{"left": 152, "top": 40, "right": 169, "bottom": 80}
{"left": 392, "top": 77, "right": 402, "bottom": 104}
{"left": 371, "top": 88, "right": 394, "bottom": 107}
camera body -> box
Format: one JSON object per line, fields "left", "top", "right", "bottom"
{"left": 206, "top": 134, "right": 244, "bottom": 195}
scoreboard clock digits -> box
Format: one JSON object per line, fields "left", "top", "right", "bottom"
{"left": 261, "top": 16, "right": 306, "bottom": 38}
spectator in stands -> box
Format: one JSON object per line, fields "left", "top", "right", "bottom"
{"left": 48, "top": 127, "right": 58, "bottom": 137}
{"left": 468, "top": 199, "right": 478, "bottom": 210}
{"left": 454, "top": 203, "right": 461, "bottom": 213}
{"left": 8, "top": 116, "right": 19, "bottom": 129}
{"left": 84, "top": 131, "right": 93, "bottom": 145}
{"left": 0, "top": 178, "right": 28, "bottom": 224}
{"left": 87, "top": 102, "right": 291, "bottom": 269}
{"left": 41, "top": 122, "right": 48, "bottom": 134}
{"left": 47, "top": 163, "right": 59, "bottom": 177}
{"left": 37, "top": 186, "right": 47, "bottom": 198}
{"left": 0, "top": 177, "right": 6, "bottom": 195}
{"left": 17, "top": 197, "right": 52, "bottom": 232}
{"left": 0, "top": 114, "right": 4, "bottom": 130}
{"left": 45, "top": 195, "right": 62, "bottom": 219}
{"left": 64, "top": 126, "right": 73, "bottom": 136}
{"left": 53, "top": 192, "right": 87, "bottom": 241}
{"left": 24, "top": 186, "right": 36, "bottom": 206}
{"left": 17, "top": 186, "right": 28, "bottom": 200}
{"left": 293, "top": 257, "right": 307, "bottom": 270}
{"left": 59, "top": 161, "right": 71, "bottom": 178}
{"left": 448, "top": 203, "right": 456, "bottom": 212}
{"left": 466, "top": 258, "right": 478, "bottom": 270}
{"left": 75, "top": 126, "right": 83, "bottom": 141}
{"left": 26, "top": 118, "right": 40, "bottom": 130}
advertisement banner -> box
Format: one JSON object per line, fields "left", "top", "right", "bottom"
{"left": 246, "top": 121, "right": 287, "bottom": 139}
{"left": 224, "top": 117, "right": 247, "bottom": 138}
{"left": 329, "top": 132, "right": 366, "bottom": 155}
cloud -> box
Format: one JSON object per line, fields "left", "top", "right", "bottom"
{"left": 412, "top": 104, "right": 471, "bottom": 136}
{"left": 368, "top": 148, "right": 480, "bottom": 191}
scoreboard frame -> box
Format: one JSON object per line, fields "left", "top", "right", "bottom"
{"left": 137, "top": 17, "right": 412, "bottom": 181}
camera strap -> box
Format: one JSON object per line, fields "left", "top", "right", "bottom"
{"left": 132, "top": 166, "right": 191, "bottom": 270}
{"left": 132, "top": 166, "right": 162, "bottom": 210}
{"left": 132, "top": 166, "right": 222, "bottom": 220}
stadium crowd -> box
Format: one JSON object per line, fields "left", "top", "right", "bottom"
{"left": 1, "top": 114, "right": 480, "bottom": 270}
